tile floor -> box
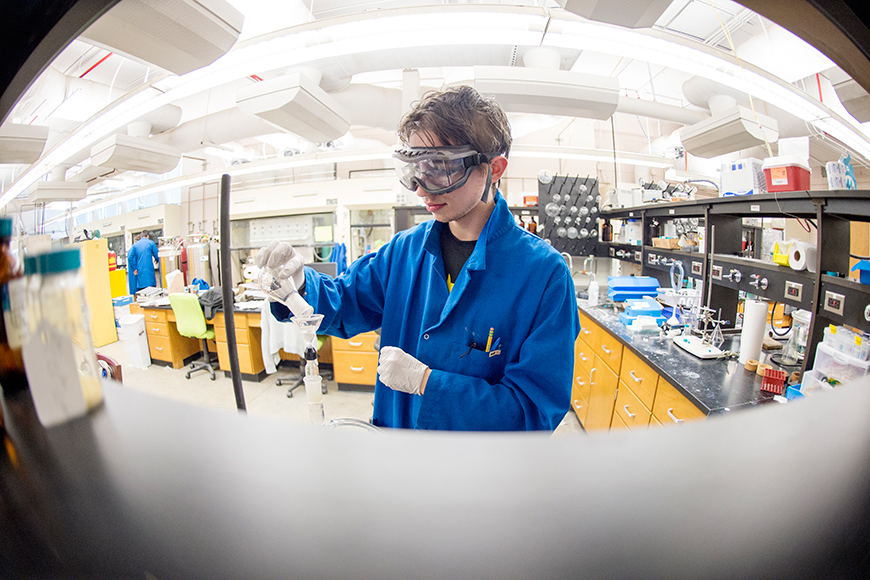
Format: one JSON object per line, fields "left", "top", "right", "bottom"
{"left": 96, "top": 340, "right": 586, "bottom": 436}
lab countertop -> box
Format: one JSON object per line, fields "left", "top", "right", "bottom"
{"left": 579, "top": 302, "right": 778, "bottom": 415}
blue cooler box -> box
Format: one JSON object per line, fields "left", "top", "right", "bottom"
{"left": 607, "top": 276, "right": 660, "bottom": 302}
{"left": 618, "top": 297, "right": 666, "bottom": 326}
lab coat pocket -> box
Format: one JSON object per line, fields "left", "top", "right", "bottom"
{"left": 454, "top": 341, "right": 505, "bottom": 383}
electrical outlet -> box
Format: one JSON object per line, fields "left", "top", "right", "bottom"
{"left": 609, "top": 247, "right": 615, "bottom": 257}
{"left": 634, "top": 250, "right": 642, "bottom": 262}
{"left": 785, "top": 281, "right": 803, "bottom": 302}
{"left": 648, "top": 253, "right": 657, "bottom": 264}
{"left": 712, "top": 265, "right": 723, "bottom": 280}
{"left": 824, "top": 291, "right": 845, "bottom": 316}
{"left": 691, "top": 261, "right": 702, "bottom": 275}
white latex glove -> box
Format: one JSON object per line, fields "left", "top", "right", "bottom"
{"left": 377, "top": 346, "right": 429, "bottom": 396}
{"left": 255, "top": 240, "right": 306, "bottom": 290}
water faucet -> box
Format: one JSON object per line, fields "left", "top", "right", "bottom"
{"left": 560, "top": 252, "right": 573, "bottom": 271}
{"left": 582, "top": 255, "right": 593, "bottom": 274}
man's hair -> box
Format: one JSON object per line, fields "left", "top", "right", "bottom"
{"left": 397, "top": 86, "right": 511, "bottom": 158}
{"left": 141, "top": 230, "right": 150, "bottom": 238}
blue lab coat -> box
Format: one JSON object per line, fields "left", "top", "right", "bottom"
{"left": 272, "top": 192, "right": 580, "bottom": 431}
{"left": 127, "top": 237, "right": 159, "bottom": 293}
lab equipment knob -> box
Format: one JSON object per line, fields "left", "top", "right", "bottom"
{"left": 749, "top": 274, "right": 768, "bottom": 290}
{"left": 724, "top": 269, "right": 742, "bottom": 283}
{"left": 649, "top": 255, "right": 660, "bottom": 265}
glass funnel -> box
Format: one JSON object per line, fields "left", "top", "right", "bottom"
{"left": 291, "top": 313, "right": 325, "bottom": 350}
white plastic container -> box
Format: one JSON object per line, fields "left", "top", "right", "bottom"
{"left": 812, "top": 341, "right": 870, "bottom": 385}
{"left": 119, "top": 313, "right": 151, "bottom": 369}
{"left": 624, "top": 219, "right": 642, "bottom": 246}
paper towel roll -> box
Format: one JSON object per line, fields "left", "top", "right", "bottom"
{"left": 788, "top": 241, "right": 817, "bottom": 272}
{"left": 739, "top": 300, "right": 768, "bottom": 364}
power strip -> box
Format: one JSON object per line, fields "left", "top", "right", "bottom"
{"left": 673, "top": 335, "right": 723, "bottom": 359}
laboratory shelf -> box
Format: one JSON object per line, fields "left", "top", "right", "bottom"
{"left": 708, "top": 253, "right": 816, "bottom": 311}
{"left": 818, "top": 275, "right": 870, "bottom": 328}
{"left": 644, "top": 246, "right": 705, "bottom": 279}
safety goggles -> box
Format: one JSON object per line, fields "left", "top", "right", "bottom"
{"left": 393, "top": 146, "right": 493, "bottom": 195}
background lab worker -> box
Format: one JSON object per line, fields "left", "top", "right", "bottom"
{"left": 261, "top": 86, "right": 580, "bottom": 431}
{"left": 127, "top": 230, "right": 159, "bottom": 294}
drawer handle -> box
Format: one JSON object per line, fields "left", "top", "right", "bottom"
{"left": 576, "top": 377, "right": 585, "bottom": 386}
{"left": 667, "top": 408, "right": 683, "bottom": 424}
{"left": 152, "top": 327, "right": 160, "bottom": 332}
{"left": 350, "top": 366, "right": 365, "bottom": 372}
{"left": 589, "top": 367, "right": 597, "bottom": 385}
{"left": 601, "top": 345, "right": 612, "bottom": 354}
{"left": 150, "top": 314, "right": 158, "bottom": 319}
{"left": 155, "top": 346, "right": 163, "bottom": 351}
{"left": 579, "top": 353, "right": 588, "bottom": 362}
{"left": 629, "top": 370, "right": 642, "bottom": 383}
{"left": 348, "top": 341, "right": 363, "bottom": 347}
{"left": 582, "top": 329, "right": 591, "bottom": 335}
{"left": 623, "top": 405, "right": 636, "bottom": 418}
{"left": 573, "top": 399, "right": 583, "bottom": 408}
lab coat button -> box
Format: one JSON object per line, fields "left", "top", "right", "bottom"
{"left": 423, "top": 334, "right": 429, "bottom": 340}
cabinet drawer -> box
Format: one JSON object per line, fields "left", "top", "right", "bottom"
{"left": 216, "top": 341, "right": 257, "bottom": 375}
{"left": 212, "top": 311, "right": 249, "bottom": 330}
{"left": 575, "top": 338, "right": 595, "bottom": 376}
{"left": 571, "top": 392, "right": 588, "bottom": 425}
{"left": 619, "top": 348, "right": 658, "bottom": 409}
{"left": 610, "top": 406, "right": 630, "bottom": 430}
{"left": 577, "top": 311, "right": 596, "bottom": 345}
{"left": 574, "top": 368, "right": 592, "bottom": 403}
{"left": 144, "top": 309, "right": 167, "bottom": 323}
{"left": 652, "top": 378, "right": 706, "bottom": 426}
{"left": 614, "top": 380, "right": 651, "bottom": 430}
{"left": 332, "top": 333, "right": 379, "bottom": 352}
{"left": 147, "top": 321, "right": 170, "bottom": 337}
{"left": 333, "top": 351, "right": 378, "bottom": 385}
{"left": 214, "top": 325, "right": 250, "bottom": 346}
{"left": 596, "top": 331, "right": 623, "bottom": 373}
{"left": 148, "top": 334, "right": 172, "bottom": 362}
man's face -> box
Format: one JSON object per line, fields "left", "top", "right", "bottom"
{"left": 409, "top": 131, "right": 490, "bottom": 224}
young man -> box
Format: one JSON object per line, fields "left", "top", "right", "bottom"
{"left": 261, "top": 86, "right": 579, "bottom": 431}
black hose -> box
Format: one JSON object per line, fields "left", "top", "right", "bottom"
{"left": 220, "top": 174, "right": 247, "bottom": 412}
{"left": 769, "top": 301, "right": 791, "bottom": 337}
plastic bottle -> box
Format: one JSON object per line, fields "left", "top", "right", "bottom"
{"left": 587, "top": 277, "right": 599, "bottom": 307}
{"left": 21, "top": 249, "right": 102, "bottom": 427}
{"left": 0, "top": 217, "right": 26, "bottom": 394}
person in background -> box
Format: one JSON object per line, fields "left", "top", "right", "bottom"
{"left": 259, "top": 86, "right": 580, "bottom": 431}
{"left": 127, "top": 230, "right": 159, "bottom": 294}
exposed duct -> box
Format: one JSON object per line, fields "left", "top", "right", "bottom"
{"left": 616, "top": 97, "right": 708, "bottom": 126}
{"left": 329, "top": 84, "right": 403, "bottom": 133}
{"left": 27, "top": 181, "right": 88, "bottom": 204}
{"left": 0, "top": 123, "right": 49, "bottom": 164}
{"left": 557, "top": 0, "right": 672, "bottom": 29}
{"left": 150, "top": 106, "right": 286, "bottom": 152}
{"left": 80, "top": 0, "right": 245, "bottom": 76}
{"left": 90, "top": 133, "right": 182, "bottom": 174}
{"left": 832, "top": 78, "right": 870, "bottom": 123}
{"left": 469, "top": 66, "right": 620, "bottom": 120}
{"left": 680, "top": 76, "right": 778, "bottom": 158}
{"left": 236, "top": 72, "right": 352, "bottom": 143}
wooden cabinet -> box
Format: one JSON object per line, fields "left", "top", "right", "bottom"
{"left": 572, "top": 309, "right": 707, "bottom": 433}
{"left": 332, "top": 331, "right": 379, "bottom": 390}
{"left": 140, "top": 306, "right": 201, "bottom": 369}
{"left": 652, "top": 377, "right": 706, "bottom": 426}
{"left": 212, "top": 312, "right": 265, "bottom": 379}
{"left": 585, "top": 355, "right": 619, "bottom": 431}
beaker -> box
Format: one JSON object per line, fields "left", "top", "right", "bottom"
{"left": 782, "top": 309, "right": 812, "bottom": 363}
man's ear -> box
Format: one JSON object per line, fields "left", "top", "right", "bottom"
{"left": 490, "top": 156, "right": 508, "bottom": 182}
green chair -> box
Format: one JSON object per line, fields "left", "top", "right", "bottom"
{"left": 168, "top": 292, "right": 217, "bottom": 380}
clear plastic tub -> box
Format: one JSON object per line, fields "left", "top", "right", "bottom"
{"left": 812, "top": 341, "right": 870, "bottom": 384}
{"left": 823, "top": 325, "right": 870, "bottom": 361}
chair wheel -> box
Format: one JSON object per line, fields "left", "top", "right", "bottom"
{"left": 321, "top": 386, "right": 327, "bottom": 394}
{"left": 276, "top": 380, "right": 283, "bottom": 386}
{"left": 190, "top": 363, "right": 195, "bottom": 369}
{"left": 286, "top": 391, "right": 293, "bottom": 398}
{"left": 185, "top": 373, "right": 191, "bottom": 379}
{"left": 210, "top": 374, "right": 216, "bottom": 381}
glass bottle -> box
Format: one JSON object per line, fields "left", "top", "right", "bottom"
{"left": 0, "top": 217, "right": 26, "bottom": 394}
{"left": 22, "top": 249, "right": 102, "bottom": 427}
